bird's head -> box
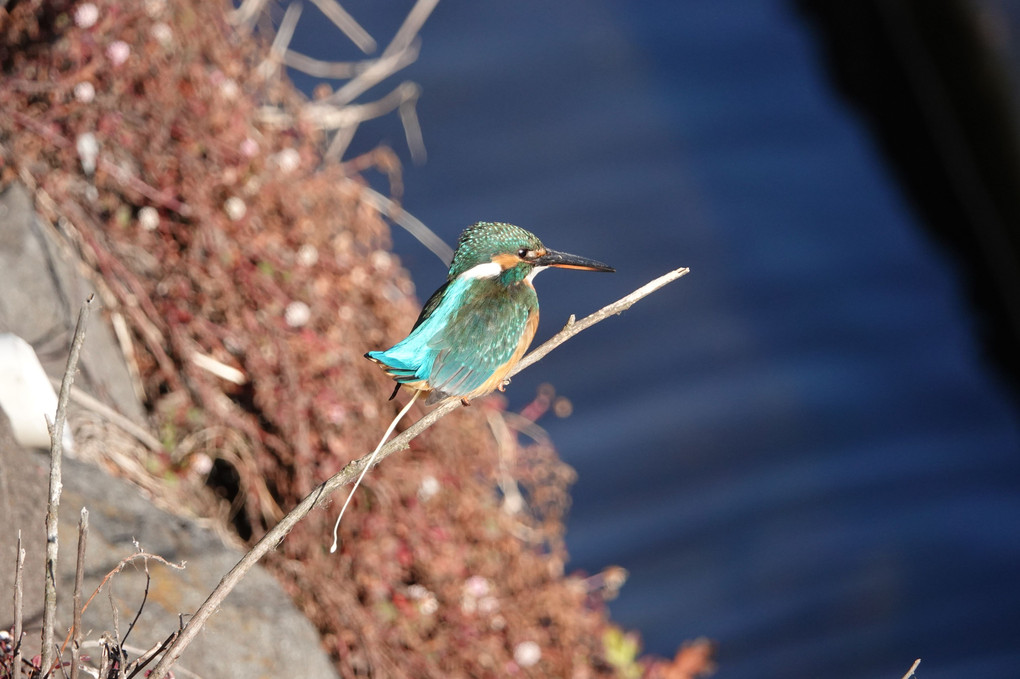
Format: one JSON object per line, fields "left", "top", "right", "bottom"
{"left": 449, "top": 221, "right": 614, "bottom": 285}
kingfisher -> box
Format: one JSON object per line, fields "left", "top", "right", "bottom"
{"left": 332, "top": 222, "right": 613, "bottom": 550}
{"left": 365, "top": 221, "right": 614, "bottom": 406}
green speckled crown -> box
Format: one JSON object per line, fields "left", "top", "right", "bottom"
{"left": 448, "top": 222, "right": 543, "bottom": 279}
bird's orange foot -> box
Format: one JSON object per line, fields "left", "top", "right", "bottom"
{"left": 498, "top": 378, "right": 511, "bottom": 392}
{"left": 461, "top": 397, "right": 471, "bottom": 406}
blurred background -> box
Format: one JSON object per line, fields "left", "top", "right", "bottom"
{"left": 288, "top": 1, "right": 1020, "bottom": 677}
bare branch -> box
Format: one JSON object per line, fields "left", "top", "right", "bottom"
{"left": 272, "top": 2, "right": 303, "bottom": 59}
{"left": 145, "top": 266, "right": 687, "bottom": 679}
{"left": 900, "top": 659, "right": 921, "bottom": 679}
{"left": 121, "top": 572, "right": 149, "bottom": 649}
{"left": 258, "top": 1, "right": 303, "bottom": 79}
{"left": 120, "top": 635, "right": 192, "bottom": 679}
{"left": 354, "top": 183, "right": 453, "bottom": 265}
{"left": 381, "top": 0, "right": 440, "bottom": 59}
{"left": 321, "top": 42, "right": 421, "bottom": 108}
{"left": 240, "top": 0, "right": 433, "bottom": 162}
{"left": 41, "top": 295, "right": 93, "bottom": 676}
{"left": 306, "top": 0, "right": 376, "bottom": 54}
{"left": 282, "top": 51, "right": 364, "bottom": 79}
{"left": 399, "top": 93, "right": 427, "bottom": 164}
{"left": 69, "top": 509, "right": 89, "bottom": 679}
{"left": 300, "top": 81, "right": 421, "bottom": 130}
{"left": 513, "top": 266, "right": 690, "bottom": 375}
{"left": 13, "top": 532, "right": 25, "bottom": 679}
{"left": 81, "top": 551, "right": 186, "bottom": 621}
{"left": 48, "top": 379, "right": 162, "bottom": 452}
{"left": 324, "top": 123, "right": 359, "bottom": 162}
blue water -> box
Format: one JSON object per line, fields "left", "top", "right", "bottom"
{"left": 293, "top": 2, "right": 1020, "bottom": 677}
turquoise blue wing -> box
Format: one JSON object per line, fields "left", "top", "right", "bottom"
{"left": 364, "top": 281, "right": 452, "bottom": 384}
{"left": 366, "top": 277, "right": 536, "bottom": 401}
{"left": 425, "top": 289, "right": 532, "bottom": 398}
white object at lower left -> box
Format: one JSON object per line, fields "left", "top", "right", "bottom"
{"left": 0, "top": 333, "right": 75, "bottom": 451}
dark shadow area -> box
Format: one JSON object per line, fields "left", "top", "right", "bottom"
{"left": 796, "top": 0, "right": 1020, "bottom": 400}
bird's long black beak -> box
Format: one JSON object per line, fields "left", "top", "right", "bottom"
{"left": 533, "top": 249, "right": 615, "bottom": 272}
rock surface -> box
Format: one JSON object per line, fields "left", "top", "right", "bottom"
{"left": 0, "top": 182, "right": 143, "bottom": 423}
{"left": 0, "top": 182, "right": 339, "bottom": 679}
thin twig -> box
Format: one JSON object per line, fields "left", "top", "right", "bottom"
{"left": 485, "top": 409, "right": 526, "bottom": 516}
{"left": 122, "top": 634, "right": 180, "bottom": 679}
{"left": 80, "top": 551, "right": 186, "bottom": 622}
{"left": 108, "top": 585, "right": 122, "bottom": 679}
{"left": 242, "top": 0, "right": 431, "bottom": 162}
{"left": 380, "top": 0, "right": 439, "bottom": 60}
{"left": 258, "top": 1, "right": 303, "bottom": 79}
{"left": 900, "top": 659, "right": 921, "bottom": 679}
{"left": 53, "top": 642, "right": 68, "bottom": 679}
{"left": 354, "top": 183, "right": 453, "bottom": 265}
{"left": 97, "top": 633, "right": 112, "bottom": 679}
{"left": 282, "top": 51, "right": 364, "bottom": 79}
{"left": 13, "top": 532, "right": 25, "bottom": 679}
{"left": 69, "top": 509, "right": 88, "bottom": 679}
{"left": 271, "top": 2, "right": 302, "bottom": 59}
{"left": 49, "top": 549, "right": 187, "bottom": 677}
{"left": 145, "top": 266, "right": 687, "bottom": 679}
{"left": 41, "top": 295, "right": 94, "bottom": 677}
{"left": 306, "top": 0, "right": 376, "bottom": 53}
{"left": 322, "top": 42, "right": 420, "bottom": 108}
{"left": 513, "top": 267, "right": 690, "bottom": 375}
{"left": 48, "top": 379, "right": 162, "bottom": 452}
{"left": 120, "top": 561, "right": 151, "bottom": 651}
{"left": 398, "top": 94, "right": 426, "bottom": 164}
{"left": 324, "top": 123, "right": 358, "bottom": 161}
{"left": 299, "top": 80, "right": 421, "bottom": 130}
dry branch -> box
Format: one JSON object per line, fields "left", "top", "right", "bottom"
{"left": 381, "top": 0, "right": 439, "bottom": 60}
{"left": 48, "top": 380, "right": 163, "bottom": 452}
{"left": 513, "top": 267, "right": 690, "bottom": 374}
{"left": 282, "top": 51, "right": 364, "bottom": 79}
{"left": 145, "top": 266, "right": 688, "bottom": 679}
{"left": 260, "top": 1, "right": 302, "bottom": 78}
{"left": 246, "top": 0, "right": 433, "bottom": 162}
{"left": 900, "top": 659, "right": 921, "bottom": 679}
{"left": 12, "top": 533, "right": 25, "bottom": 679}
{"left": 306, "top": 0, "right": 376, "bottom": 53}
{"left": 41, "top": 295, "right": 93, "bottom": 677}
{"left": 355, "top": 183, "right": 453, "bottom": 264}
{"left": 69, "top": 509, "right": 88, "bottom": 679}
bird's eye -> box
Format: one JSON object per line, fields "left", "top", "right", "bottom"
{"left": 518, "top": 248, "right": 530, "bottom": 258}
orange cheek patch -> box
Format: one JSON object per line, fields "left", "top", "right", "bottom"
{"left": 491, "top": 253, "right": 521, "bottom": 269}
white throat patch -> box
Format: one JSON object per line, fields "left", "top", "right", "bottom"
{"left": 525, "top": 265, "right": 548, "bottom": 282}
